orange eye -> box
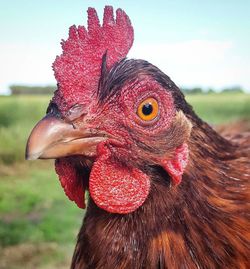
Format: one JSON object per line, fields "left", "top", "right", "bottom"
{"left": 137, "top": 98, "right": 159, "bottom": 121}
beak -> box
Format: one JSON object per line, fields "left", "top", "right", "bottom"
{"left": 25, "top": 114, "right": 107, "bottom": 160}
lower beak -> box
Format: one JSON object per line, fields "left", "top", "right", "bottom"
{"left": 25, "top": 114, "right": 106, "bottom": 160}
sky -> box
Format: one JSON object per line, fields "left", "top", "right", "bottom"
{"left": 0, "top": 0, "right": 250, "bottom": 94}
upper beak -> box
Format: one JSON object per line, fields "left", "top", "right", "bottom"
{"left": 25, "top": 114, "right": 107, "bottom": 160}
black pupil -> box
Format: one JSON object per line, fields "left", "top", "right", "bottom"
{"left": 142, "top": 103, "right": 153, "bottom": 115}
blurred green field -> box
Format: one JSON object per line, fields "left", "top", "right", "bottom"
{"left": 0, "top": 96, "right": 50, "bottom": 165}
{"left": 186, "top": 93, "right": 250, "bottom": 124}
{"left": 0, "top": 163, "right": 82, "bottom": 269}
{"left": 0, "top": 93, "right": 249, "bottom": 268}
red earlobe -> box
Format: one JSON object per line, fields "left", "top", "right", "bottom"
{"left": 161, "top": 143, "right": 189, "bottom": 185}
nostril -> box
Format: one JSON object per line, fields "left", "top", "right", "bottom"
{"left": 65, "top": 104, "right": 87, "bottom": 122}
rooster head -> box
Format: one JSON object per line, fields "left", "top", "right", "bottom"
{"left": 26, "top": 6, "right": 192, "bottom": 214}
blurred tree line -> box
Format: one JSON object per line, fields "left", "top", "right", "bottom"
{"left": 181, "top": 86, "right": 244, "bottom": 94}
{"left": 10, "top": 85, "right": 56, "bottom": 95}
{"left": 9, "top": 84, "right": 245, "bottom": 95}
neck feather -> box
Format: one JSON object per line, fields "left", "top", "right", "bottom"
{"left": 71, "top": 120, "right": 250, "bottom": 269}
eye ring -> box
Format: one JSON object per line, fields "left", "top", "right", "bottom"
{"left": 137, "top": 97, "right": 159, "bottom": 121}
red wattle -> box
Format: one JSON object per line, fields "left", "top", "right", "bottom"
{"left": 161, "top": 143, "right": 189, "bottom": 185}
{"left": 55, "top": 158, "right": 86, "bottom": 209}
{"left": 89, "top": 145, "right": 150, "bottom": 214}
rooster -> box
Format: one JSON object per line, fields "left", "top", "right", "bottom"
{"left": 26, "top": 6, "right": 250, "bottom": 269}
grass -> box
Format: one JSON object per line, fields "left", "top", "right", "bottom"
{"left": 0, "top": 92, "right": 249, "bottom": 268}
{"left": 0, "top": 162, "right": 82, "bottom": 268}
{"left": 0, "top": 164, "right": 83, "bottom": 245}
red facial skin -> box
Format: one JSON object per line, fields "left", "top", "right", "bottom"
{"left": 53, "top": 7, "right": 189, "bottom": 213}
{"left": 55, "top": 76, "right": 188, "bottom": 213}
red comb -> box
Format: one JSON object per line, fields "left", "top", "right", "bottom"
{"left": 52, "top": 6, "right": 134, "bottom": 112}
